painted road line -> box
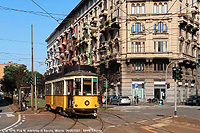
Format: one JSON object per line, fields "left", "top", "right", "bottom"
{"left": 6, "top": 114, "right": 15, "bottom": 117}
{"left": 0, "top": 115, "right": 21, "bottom": 132}
{"left": 0, "top": 112, "right": 13, "bottom": 114}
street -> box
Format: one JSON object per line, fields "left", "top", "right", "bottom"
{"left": 0, "top": 100, "right": 200, "bottom": 133}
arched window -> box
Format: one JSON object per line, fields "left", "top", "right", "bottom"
{"left": 135, "top": 23, "right": 141, "bottom": 33}
{"left": 137, "top": 4, "right": 140, "bottom": 14}
{"left": 131, "top": 25, "right": 134, "bottom": 33}
{"left": 131, "top": 4, "right": 135, "bottom": 14}
{"left": 158, "top": 22, "right": 163, "bottom": 33}
{"left": 165, "top": 24, "right": 167, "bottom": 32}
{"left": 159, "top": 3, "right": 162, "bottom": 13}
{"left": 154, "top": 24, "right": 156, "bottom": 33}
{"left": 142, "top": 3, "right": 145, "bottom": 14}
{"left": 154, "top": 3, "right": 157, "bottom": 13}
{"left": 164, "top": 3, "right": 167, "bottom": 13}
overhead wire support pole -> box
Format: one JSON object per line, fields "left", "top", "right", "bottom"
{"left": 31, "top": 24, "right": 34, "bottom": 111}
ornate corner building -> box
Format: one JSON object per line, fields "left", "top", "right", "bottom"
{"left": 46, "top": 0, "right": 200, "bottom": 103}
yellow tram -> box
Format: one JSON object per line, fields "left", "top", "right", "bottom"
{"left": 45, "top": 66, "right": 98, "bottom": 117}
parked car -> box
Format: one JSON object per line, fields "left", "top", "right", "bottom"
{"left": 102, "top": 96, "right": 106, "bottom": 104}
{"left": 0, "top": 95, "right": 2, "bottom": 103}
{"left": 185, "top": 95, "right": 200, "bottom": 106}
{"left": 108, "top": 95, "right": 116, "bottom": 104}
{"left": 111, "top": 96, "right": 131, "bottom": 105}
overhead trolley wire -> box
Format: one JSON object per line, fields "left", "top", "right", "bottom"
{"left": 31, "top": 0, "right": 60, "bottom": 24}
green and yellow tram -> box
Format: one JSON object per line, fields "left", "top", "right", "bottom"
{"left": 45, "top": 66, "right": 98, "bottom": 116}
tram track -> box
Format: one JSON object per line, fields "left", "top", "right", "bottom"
{"left": 36, "top": 113, "right": 57, "bottom": 130}
{"left": 68, "top": 116, "right": 104, "bottom": 132}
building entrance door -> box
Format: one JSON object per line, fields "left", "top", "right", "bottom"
{"left": 154, "top": 88, "right": 166, "bottom": 100}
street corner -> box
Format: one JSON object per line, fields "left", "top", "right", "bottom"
{"left": 135, "top": 116, "right": 200, "bottom": 133}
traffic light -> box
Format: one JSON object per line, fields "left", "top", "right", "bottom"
{"left": 172, "top": 67, "right": 177, "bottom": 79}
{"left": 36, "top": 75, "right": 42, "bottom": 85}
{"left": 167, "top": 83, "right": 170, "bottom": 89}
{"left": 142, "top": 83, "right": 145, "bottom": 89}
{"left": 178, "top": 67, "right": 183, "bottom": 80}
{"left": 30, "top": 77, "right": 35, "bottom": 85}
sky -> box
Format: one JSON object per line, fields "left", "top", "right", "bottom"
{"left": 0, "top": 0, "right": 80, "bottom": 74}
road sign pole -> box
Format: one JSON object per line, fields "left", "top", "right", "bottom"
{"left": 174, "top": 80, "right": 177, "bottom": 116}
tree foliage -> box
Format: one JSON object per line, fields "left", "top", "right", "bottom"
{"left": 0, "top": 65, "right": 45, "bottom": 95}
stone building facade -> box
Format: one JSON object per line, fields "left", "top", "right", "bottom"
{"left": 46, "top": 0, "right": 200, "bottom": 103}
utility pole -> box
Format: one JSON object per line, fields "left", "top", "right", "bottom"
{"left": 31, "top": 25, "right": 34, "bottom": 110}
{"left": 35, "top": 73, "right": 37, "bottom": 113}
{"left": 105, "top": 79, "right": 108, "bottom": 110}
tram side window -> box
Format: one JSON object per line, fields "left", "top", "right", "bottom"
{"left": 54, "top": 81, "right": 64, "bottom": 95}
{"left": 45, "top": 84, "right": 51, "bottom": 95}
{"left": 75, "top": 78, "right": 81, "bottom": 95}
{"left": 83, "top": 78, "right": 91, "bottom": 95}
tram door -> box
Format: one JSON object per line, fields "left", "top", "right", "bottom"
{"left": 67, "top": 80, "right": 73, "bottom": 108}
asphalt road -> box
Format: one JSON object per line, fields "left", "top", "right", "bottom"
{"left": 0, "top": 101, "right": 200, "bottom": 133}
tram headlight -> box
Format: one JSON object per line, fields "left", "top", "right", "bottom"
{"left": 95, "top": 104, "right": 97, "bottom": 107}
{"left": 75, "top": 104, "right": 78, "bottom": 107}
{"left": 85, "top": 100, "right": 90, "bottom": 106}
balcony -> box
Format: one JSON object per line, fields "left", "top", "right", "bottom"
{"left": 72, "top": 33, "right": 77, "bottom": 39}
{"left": 91, "top": 17, "right": 98, "bottom": 23}
{"left": 66, "top": 29, "right": 71, "bottom": 34}
{"left": 70, "top": 24, "right": 74, "bottom": 30}
{"left": 60, "top": 32, "right": 65, "bottom": 37}
{"left": 56, "top": 36, "right": 61, "bottom": 41}
{"left": 72, "top": 57, "right": 78, "bottom": 62}
{"left": 65, "top": 50, "right": 69, "bottom": 55}
{"left": 179, "top": 35, "right": 184, "bottom": 42}
{"left": 178, "top": 13, "right": 188, "bottom": 24}
{"left": 111, "top": 17, "right": 121, "bottom": 27}
{"left": 191, "top": 6, "right": 198, "bottom": 14}
{"left": 62, "top": 41, "right": 66, "bottom": 46}
{"left": 60, "top": 53, "right": 65, "bottom": 58}
{"left": 90, "top": 32, "right": 97, "bottom": 38}
{"left": 185, "top": 39, "right": 190, "bottom": 44}
{"left": 100, "top": 9, "right": 108, "bottom": 16}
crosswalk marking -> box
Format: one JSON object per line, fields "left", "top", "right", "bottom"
{"left": 6, "top": 114, "right": 15, "bottom": 117}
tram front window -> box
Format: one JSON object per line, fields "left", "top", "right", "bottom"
{"left": 83, "top": 78, "right": 91, "bottom": 95}
{"left": 75, "top": 78, "right": 81, "bottom": 95}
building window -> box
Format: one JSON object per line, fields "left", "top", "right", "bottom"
{"left": 133, "top": 42, "right": 145, "bottom": 52}
{"left": 132, "top": 62, "right": 144, "bottom": 71}
{"left": 164, "top": 3, "right": 167, "bottom": 13}
{"left": 159, "top": 3, "right": 162, "bottom": 13}
{"left": 158, "top": 22, "right": 163, "bottom": 33}
{"left": 137, "top": 4, "right": 140, "bottom": 14}
{"left": 143, "top": 25, "right": 145, "bottom": 33}
{"left": 131, "top": 4, "right": 135, "bottom": 14}
{"left": 154, "top": 41, "right": 168, "bottom": 52}
{"left": 141, "top": 4, "right": 145, "bottom": 14}
{"left": 131, "top": 42, "right": 134, "bottom": 53}
{"left": 154, "top": 3, "right": 157, "bottom": 13}
{"left": 154, "top": 24, "right": 156, "bottom": 33}
{"left": 155, "top": 22, "right": 167, "bottom": 33}
{"left": 131, "top": 25, "right": 134, "bottom": 33}
{"left": 154, "top": 62, "right": 167, "bottom": 71}
{"left": 135, "top": 23, "right": 141, "bottom": 33}
{"left": 158, "top": 41, "right": 163, "bottom": 52}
